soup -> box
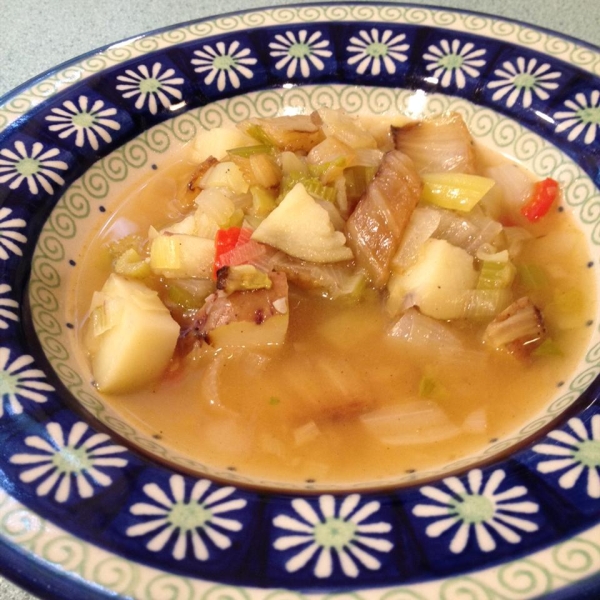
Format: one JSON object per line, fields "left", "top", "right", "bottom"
{"left": 71, "top": 109, "right": 596, "bottom": 488}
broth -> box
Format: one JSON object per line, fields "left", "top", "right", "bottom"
{"left": 70, "top": 125, "right": 596, "bottom": 489}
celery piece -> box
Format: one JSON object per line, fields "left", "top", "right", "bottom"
{"left": 517, "top": 264, "right": 548, "bottom": 289}
{"left": 418, "top": 376, "right": 437, "bottom": 398}
{"left": 227, "top": 208, "right": 245, "bottom": 229}
{"left": 308, "top": 157, "right": 346, "bottom": 178}
{"left": 250, "top": 185, "right": 277, "bottom": 216}
{"left": 462, "top": 289, "right": 512, "bottom": 320}
{"left": 113, "top": 248, "right": 151, "bottom": 279}
{"left": 421, "top": 173, "right": 496, "bottom": 212}
{"left": 167, "top": 284, "right": 205, "bottom": 310}
{"left": 150, "top": 234, "right": 214, "bottom": 278}
{"left": 216, "top": 265, "right": 273, "bottom": 293}
{"left": 344, "top": 165, "right": 377, "bottom": 201}
{"left": 533, "top": 338, "right": 563, "bottom": 357}
{"left": 477, "top": 260, "right": 516, "bottom": 290}
{"left": 279, "top": 172, "right": 335, "bottom": 203}
{"left": 106, "top": 234, "right": 145, "bottom": 260}
{"left": 246, "top": 124, "right": 275, "bottom": 146}
{"left": 227, "top": 144, "right": 274, "bottom": 158}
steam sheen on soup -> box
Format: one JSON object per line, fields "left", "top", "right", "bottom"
{"left": 73, "top": 109, "right": 596, "bottom": 488}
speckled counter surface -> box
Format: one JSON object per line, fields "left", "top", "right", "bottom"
{"left": 0, "top": 0, "right": 599, "bottom": 598}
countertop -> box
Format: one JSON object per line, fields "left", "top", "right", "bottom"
{"left": 0, "top": 0, "right": 599, "bottom": 598}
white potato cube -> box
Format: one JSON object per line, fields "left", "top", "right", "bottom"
{"left": 200, "top": 161, "right": 249, "bottom": 194}
{"left": 192, "top": 127, "right": 256, "bottom": 163}
{"left": 251, "top": 183, "right": 353, "bottom": 263}
{"left": 387, "top": 238, "right": 477, "bottom": 319}
{"left": 150, "top": 234, "right": 214, "bottom": 278}
{"left": 88, "top": 274, "right": 180, "bottom": 394}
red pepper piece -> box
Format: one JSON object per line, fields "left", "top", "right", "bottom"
{"left": 213, "top": 226, "right": 241, "bottom": 278}
{"left": 520, "top": 178, "right": 559, "bottom": 222}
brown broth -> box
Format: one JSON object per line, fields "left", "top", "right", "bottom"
{"left": 70, "top": 147, "right": 597, "bottom": 489}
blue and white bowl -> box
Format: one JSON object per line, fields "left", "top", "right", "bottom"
{"left": 1, "top": 4, "right": 600, "bottom": 599}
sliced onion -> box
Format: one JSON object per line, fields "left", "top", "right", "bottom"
{"left": 293, "top": 421, "right": 321, "bottom": 447}
{"left": 388, "top": 308, "right": 463, "bottom": 346}
{"left": 485, "top": 163, "right": 534, "bottom": 214}
{"left": 360, "top": 400, "right": 460, "bottom": 445}
{"left": 392, "top": 207, "right": 441, "bottom": 272}
{"left": 434, "top": 207, "right": 502, "bottom": 255}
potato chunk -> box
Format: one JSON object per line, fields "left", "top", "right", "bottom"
{"left": 87, "top": 274, "right": 180, "bottom": 394}
{"left": 387, "top": 238, "right": 478, "bottom": 319}
{"left": 251, "top": 183, "right": 353, "bottom": 263}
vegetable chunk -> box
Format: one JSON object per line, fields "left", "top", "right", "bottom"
{"left": 87, "top": 274, "right": 180, "bottom": 394}
{"left": 345, "top": 150, "right": 422, "bottom": 287}
{"left": 387, "top": 238, "right": 478, "bottom": 319}
{"left": 251, "top": 182, "right": 353, "bottom": 263}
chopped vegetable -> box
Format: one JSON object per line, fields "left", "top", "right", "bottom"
{"left": 200, "top": 161, "right": 249, "bottom": 194}
{"left": 392, "top": 112, "right": 476, "bottom": 174}
{"left": 188, "top": 272, "right": 290, "bottom": 349}
{"left": 150, "top": 234, "right": 215, "bottom": 279}
{"left": 213, "top": 227, "right": 242, "bottom": 277}
{"left": 484, "top": 296, "right": 546, "bottom": 357}
{"left": 87, "top": 274, "right": 180, "bottom": 393}
{"left": 386, "top": 238, "right": 478, "bottom": 319}
{"left": 421, "top": 172, "right": 496, "bottom": 212}
{"left": 216, "top": 265, "right": 273, "bottom": 294}
{"left": 346, "top": 150, "right": 422, "bottom": 287}
{"left": 192, "top": 127, "right": 256, "bottom": 163}
{"left": 477, "top": 252, "right": 517, "bottom": 290}
{"left": 521, "top": 178, "right": 559, "bottom": 222}
{"left": 251, "top": 182, "right": 353, "bottom": 263}
{"left": 250, "top": 185, "right": 277, "bottom": 216}
{"left": 113, "top": 248, "right": 151, "bottom": 279}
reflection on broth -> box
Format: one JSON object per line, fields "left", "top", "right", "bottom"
{"left": 71, "top": 110, "right": 596, "bottom": 488}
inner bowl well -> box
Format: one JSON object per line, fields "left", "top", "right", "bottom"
{"left": 30, "top": 84, "right": 600, "bottom": 491}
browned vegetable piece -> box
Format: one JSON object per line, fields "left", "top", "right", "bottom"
{"left": 345, "top": 150, "right": 422, "bottom": 288}
{"left": 188, "top": 156, "right": 219, "bottom": 191}
{"left": 242, "top": 115, "right": 325, "bottom": 153}
{"left": 228, "top": 152, "right": 282, "bottom": 189}
{"left": 484, "top": 296, "right": 546, "bottom": 359}
{"left": 392, "top": 112, "right": 476, "bottom": 175}
{"left": 181, "top": 272, "right": 289, "bottom": 351}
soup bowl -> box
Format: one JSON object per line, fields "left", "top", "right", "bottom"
{"left": 1, "top": 3, "right": 600, "bottom": 598}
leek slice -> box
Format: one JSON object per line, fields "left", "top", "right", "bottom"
{"left": 421, "top": 173, "right": 495, "bottom": 212}
{"left": 227, "top": 144, "right": 274, "bottom": 158}
{"left": 113, "top": 248, "right": 151, "bottom": 279}
{"left": 517, "top": 264, "right": 548, "bottom": 290}
{"left": 477, "top": 260, "right": 516, "bottom": 290}
{"left": 250, "top": 186, "right": 277, "bottom": 216}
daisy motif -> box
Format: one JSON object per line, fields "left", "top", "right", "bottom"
{"left": 423, "top": 39, "right": 486, "bottom": 89}
{"left": 269, "top": 30, "right": 332, "bottom": 79}
{"left": 0, "top": 140, "right": 68, "bottom": 195}
{"left": 0, "top": 347, "right": 53, "bottom": 418}
{"left": 0, "top": 284, "right": 18, "bottom": 329}
{"left": 487, "top": 57, "right": 561, "bottom": 109}
{"left": 191, "top": 41, "right": 257, "bottom": 92}
{"left": 116, "top": 63, "right": 184, "bottom": 115}
{"left": 554, "top": 90, "right": 600, "bottom": 145}
{"left": 347, "top": 29, "right": 409, "bottom": 76}
{"left": 10, "top": 421, "right": 128, "bottom": 503}
{"left": 273, "top": 494, "right": 393, "bottom": 579}
{"left": 0, "top": 207, "right": 26, "bottom": 260}
{"left": 45, "top": 96, "right": 121, "bottom": 151}
{"left": 126, "top": 475, "right": 247, "bottom": 560}
{"left": 412, "top": 469, "right": 539, "bottom": 554}
{"left": 533, "top": 415, "right": 600, "bottom": 499}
